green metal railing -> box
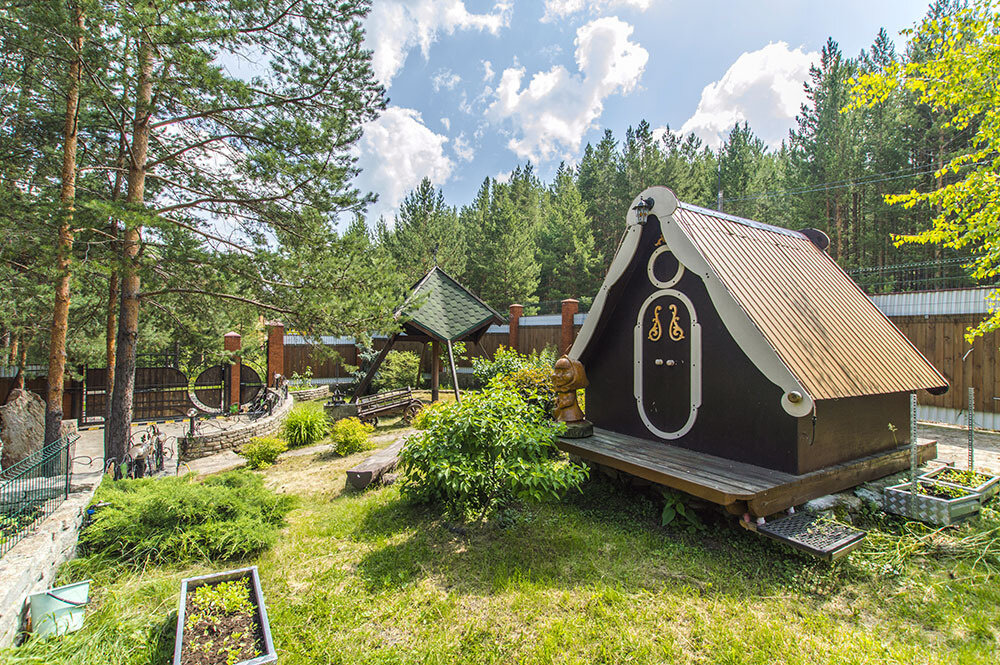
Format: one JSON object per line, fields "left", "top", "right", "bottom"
{"left": 0, "top": 434, "right": 77, "bottom": 558}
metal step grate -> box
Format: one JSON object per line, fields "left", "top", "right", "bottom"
{"left": 756, "top": 512, "right": 866, "bottom": 560}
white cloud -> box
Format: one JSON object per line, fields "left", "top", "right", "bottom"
{"left": 432, "top": 69, "right": 461, "bottom": 91}
{"left": 678, "top": 42, "right": 818, "bottom": 149}
{"left": 495, "top": 170, "right": 513, "bottom": 183}
{"left": 440, "top": 117, "right": 451, "bottom": 131}
{"left": 488, "top": 16, "right": 648, "bottom": 162}
{"left": 541, "top": 0, "right": 651, "bottom": 23}
{"left": 365, "top": 1, "right": 511, "bottom": 87}
{"left": 453, "top": 133, "right": 475, "bottom": 162}
{"left": 482, "top": 60, "right": 495, "bottom": 83}
{"left": 355, "top": 107, "right": 454, "bottom": 222}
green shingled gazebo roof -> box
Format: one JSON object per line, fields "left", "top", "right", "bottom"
{"left": 398, "top": 267, "right": 505, "bottom": 342}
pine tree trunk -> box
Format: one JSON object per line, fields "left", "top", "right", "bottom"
{"left": 107, "top": 38, "right": 153, "bottom": 463}
{"left": 15, "top": 339, "right": 28, "bottom": 390}
{"left": 44, "top": 4, "right": 84, "bottom": 445}
{"left": 104, "top": 112, "right": 127, "bottom": 447}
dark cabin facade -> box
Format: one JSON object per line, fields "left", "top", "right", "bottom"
{"left": 570, "top": 187, "right": 948, "bottom": 477}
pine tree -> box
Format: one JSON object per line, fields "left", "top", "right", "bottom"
{"left": 536, "top": 164, "right": 602, "bottom": 302}
{"left": 378, "top": 178, "right": 465, "bottom": 284}
{"left": 461, "top": 178, "right": 539, "bottom": 309}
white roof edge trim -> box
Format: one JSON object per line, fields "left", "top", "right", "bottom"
{"left": 568, "top": 187, "right": 676, "bottom": 361}
{"left": 570, "top": 185, "right": 814, "bottom": 419}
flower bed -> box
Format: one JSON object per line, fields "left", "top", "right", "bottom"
{"left": 883, "top": 479, "right": 981, "bottom": 526}
{"left": 920, "top": 466, "right": 1000, "bottom": 501}
{"left": 174, "top": 566, "right": 275, "bottom": 665}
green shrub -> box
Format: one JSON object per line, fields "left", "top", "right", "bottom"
{"left": 330, "top": 417, "right": 375, "bottom": 455}
{"left": 398, "top": 387, "right": 587, "bottom": 520}
{"left": 471, "top": 344, "right": 558, "bottom": 386}
{"left": 283, "top": 401, "right": 330, "bottom": 447}
{"left": 80, "top": 470, "right": 294, "bottom": 563}
{"left": 376, "top": 350, "right": 421, "bottom": 391}
{"left": 412, "top": 400, "right": 446, "bottom": 430}
{"left": 240, "top": 436, "right": 288, "bottom": 469}
{"left": 289, "top": 366, "right": 314, "bottom": 392}
{"left": 491, "top": 365, "right": 556, "bottom": 412}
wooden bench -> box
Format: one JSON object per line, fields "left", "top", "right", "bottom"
{"left": 346, "top": 440, "right": 406, "bottom": 490}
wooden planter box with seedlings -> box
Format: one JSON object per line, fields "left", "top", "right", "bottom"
{"left": 173, "top": 567, "right": 276, "bottom": 665}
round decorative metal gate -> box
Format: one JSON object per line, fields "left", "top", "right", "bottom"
{"left": 240, "top": 364, "right": 266, "bottom": 406}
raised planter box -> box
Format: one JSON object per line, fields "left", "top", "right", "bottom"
{"left": 919, "top": 466, "right": 1000, "bottom": 502}
{"left": 883, "top": 480, "right": 981, "bottom": 526}
{"left": 173, "top": 566, "right": 276, "bottom": 665}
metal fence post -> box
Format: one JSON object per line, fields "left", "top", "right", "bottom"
{"left": 968, "top": 386, "right": 975, "bottom": 471}
{"left": 910, "top": 393, "right": 918, "bottom": 513}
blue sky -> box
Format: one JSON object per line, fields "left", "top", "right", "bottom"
{"left": 354, "top": 0, "right": 933, "bottom": 224}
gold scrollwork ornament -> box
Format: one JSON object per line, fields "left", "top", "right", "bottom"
{"left": 647, "top": 305, "right": 662, "bottom": 342}
{"left": 668, "top": 304, "right": 685, "bottom": 341}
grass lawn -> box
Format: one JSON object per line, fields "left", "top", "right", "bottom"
{"left": 4, "top": 431, "right": 999, "bottom": 664}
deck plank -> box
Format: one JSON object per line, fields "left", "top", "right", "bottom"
{"left": 558, "top": 427, "right": 938, "bottom": 516}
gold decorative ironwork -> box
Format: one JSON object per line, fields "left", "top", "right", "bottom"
{"left": 648, "top": 305, "right": 663, "bottom": 341}
{"left": 654, "top": 234, "right": 665, "bottom": 246}
{"left": 668, "top": 304, "right": 685, "bottom": 341}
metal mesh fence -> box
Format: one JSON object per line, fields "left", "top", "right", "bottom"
{"left": 0, "top": 434, "right": 76, "bottom": 558}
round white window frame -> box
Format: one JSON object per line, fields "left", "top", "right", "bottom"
{"left": 647, "top": 245, "right": 685, "bottom": 289}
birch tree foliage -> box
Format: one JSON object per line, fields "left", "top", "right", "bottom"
{"left": 848, "top": 0, "right": 1000, "bottom": 338}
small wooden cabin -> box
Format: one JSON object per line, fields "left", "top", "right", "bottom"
{"left": 560, "top": 186, "right": 948, "bottom": 518}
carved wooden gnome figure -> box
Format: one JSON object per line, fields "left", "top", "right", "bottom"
{"left": 552, "top": 355, "right": 593, "bottom": 437}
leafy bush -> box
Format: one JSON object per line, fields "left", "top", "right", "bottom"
{"left": 283, "top": 401, "right": 330, "bottom": 447}
{"left": 240, "top": 436, "right": 288, "bottom": 469}
{"left": 398, "top": 387, "right": 588, "bottom": 520}
{"left": 376, "top": 350, "right": 420, "bottom": 391}
{"left": 492, "top": 365, "right": 556, "bottom": 412}
{"left": 471, "top": 344, "right": 558, "bottom": 386}
{"left": 330, "top": 417, "right": 375, "bottom": 455}
{"left": 289, "top": 366, "right": 314, "bottom": 392}
{"left": 412, "top": 400, "right": 447, "bottom": 430}
{"left": 80, "top": 470, "right": 293, "bottom": 563}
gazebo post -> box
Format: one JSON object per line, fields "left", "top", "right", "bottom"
{"left": 447, "top": 340, "right": 461, "bottom": 403}
{"left": 431, "top": 340, "right": 440, "bottom": 402}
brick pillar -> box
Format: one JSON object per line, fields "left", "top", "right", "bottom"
{"left": 224, "top": 332, "right": 241, "bottom": 410}
{"left": 560, "top": 299, "right": 579, "bottom": 355}
{"left": 265, "top": 321, "right": 284, "bottom": 387}
{"left": 508, "top": 304, "right": 523, "bottom": 352}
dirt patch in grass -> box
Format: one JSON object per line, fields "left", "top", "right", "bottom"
{"left": 264, "top": 429, "right": 414, "bottom": 497}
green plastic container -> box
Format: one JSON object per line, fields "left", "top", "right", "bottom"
{"left": 29, "top": 580, "right": 91, "bottom": 638}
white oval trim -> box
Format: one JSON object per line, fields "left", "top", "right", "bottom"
{"left": 633, "top": 289, "right": 702, "bottom": 440}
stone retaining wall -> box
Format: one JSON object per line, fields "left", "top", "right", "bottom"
{"left": 0, "top": 482, "right": 99, "bottom": 646}
{"left": 180, "top": 389, "right": 293, "bottom": 461}
{"left": 287, "top": 385, "right": 329, "bottom": 402}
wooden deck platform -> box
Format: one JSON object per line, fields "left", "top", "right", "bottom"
{"left": 558, "top": 428, "right": 937, "bottom": 517}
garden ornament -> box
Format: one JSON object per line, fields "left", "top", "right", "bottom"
{"left": 552, "top": 355, "right": 592, "bottom": 437}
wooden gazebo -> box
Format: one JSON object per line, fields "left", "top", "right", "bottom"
{"left": 351, "top": 267, "right": 505, "bottom": 402}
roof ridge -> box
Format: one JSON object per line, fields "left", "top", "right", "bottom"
{"left": 426, "top": 265, "right": 506, "bottom": 321}
{"left": 676, "top": 201, "right": 807, "bottom": 240}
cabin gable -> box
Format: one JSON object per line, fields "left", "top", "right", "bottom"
{"left": 582, "top": 214, "right": 799, "bottom": 473}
